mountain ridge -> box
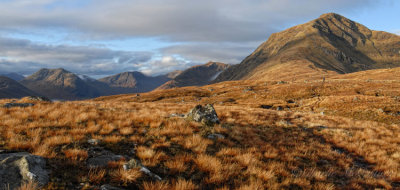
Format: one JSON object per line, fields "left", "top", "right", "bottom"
{"left": 214, "top": 13, "right": 400, "bottom": 82}
{"left": 157, "top": 62, "right": 229, "bottom": 90}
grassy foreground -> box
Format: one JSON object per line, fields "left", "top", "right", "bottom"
{"left": 1, "top": 75, "right": 400, "bottom": 189}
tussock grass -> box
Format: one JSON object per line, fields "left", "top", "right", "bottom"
{"left": 2, "top": 74, "right": 400, "bottom": 189}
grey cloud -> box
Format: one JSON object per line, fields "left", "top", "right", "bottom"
{"left": 162, "top": 42, "right": 261, "bottom": 65}
{"left": 0, "top": 37, "right": 152, "bottom": 76}
{"left": 0, "top": 0, "right": 384, "bottom": 43}
{"left": 135, "top": 56, "right": 196, "bottom": 76}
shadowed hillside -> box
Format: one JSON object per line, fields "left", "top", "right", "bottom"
{"left": 0, "top": 76, "right": 39, "bottom": 98}
{"left": 157, "top": 62, "right": 229, "bottom": 90}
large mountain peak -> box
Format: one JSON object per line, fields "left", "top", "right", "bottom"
{"left": 214, "top": 13, "right": 400, "bottom": 82}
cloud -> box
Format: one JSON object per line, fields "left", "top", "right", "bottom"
{"left": 134, "top": 56, "right": 194, "bottom": 76}
{"left": 162, "top": 42, "right": 260, "bottom": 65}
{"left": 0, "top": 0, "right": 382, "bottom": 43}
{"left": 0, "top": 36, "right": 152, "bottom": 76}
{"left": 0, "top": 0, "right": 391, "bottom": 77}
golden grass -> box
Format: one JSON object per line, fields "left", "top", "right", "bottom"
{"left": 112, "top": 168, "right": 142, "bottom": 184}
{"left": 2, "top": 74, "right": 400, "bottom": 189}
{"left": 63, "top": 148, "right": 88, "bottom": 161}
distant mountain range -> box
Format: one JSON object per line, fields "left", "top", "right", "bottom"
{"left": 0, "top": 62, "right": 228, "bottom": 100}
{"left": 214, "top": 13, "right": 400, "bottom": 82}
{"left": 1, "top": 13, "right": 400, "bottom": 100}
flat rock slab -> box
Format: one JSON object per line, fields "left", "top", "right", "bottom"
{"left": 0, "top": 152, "right": 48, "bottom": 190}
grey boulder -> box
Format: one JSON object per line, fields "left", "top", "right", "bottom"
{"left": 0, "top": 152, "right": 49, "bottom": 190}
{"left": 185, "top": 104, "right": 220, "bottom": 126}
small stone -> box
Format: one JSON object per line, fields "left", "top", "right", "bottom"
{"left": 207, "top": 134, "right": 225, "bottom": 140}
{"left": 88, "top": 139, "right": 101, "bottom": 145}
{"left": 169, "top": 113, "right": 185, "bottom": 118}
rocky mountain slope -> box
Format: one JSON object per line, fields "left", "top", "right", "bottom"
{"left": 0, "top": 76, "right": 39, "bottom": 99}
{"left": 20, "top": 68, "right": 101, "bottom": 100}
{"left": 157, "top": 62, "right": 229, "bottom": 90}
{"left": 98, "top": 71, "right": 172, "bottom": 95}
{"left": 214, "top": 13, "right": 400, "bottom": 82}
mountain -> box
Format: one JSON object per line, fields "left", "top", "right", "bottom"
{"left": 157, "top": 62, "right": 229, "bottom": 90}
{"left": 0, "top": 76, "right": 39, "bottom": 99}
{"left": 0, "top": 73, "right": 25, "bottom": 81}
{"left": 20, "top": 68, "right": 101, "bottom": 100}
{"left": 98, "top": 71, "right": 171, "bottom": 95}
{"left": 214, "top": 13, "right": 400, "bottom": 82}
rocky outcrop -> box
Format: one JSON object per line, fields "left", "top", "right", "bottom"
{"left": 26, "top": 96, "right": 51, "bottom": 102}
{"left": 185, "top": 104, "right": 220, "bottom": 126}
{"left": 2, "top": 103, "right": 35, "bottom": 108}
{"left": 0, "top": 152, "right": 49, "bottom": 190}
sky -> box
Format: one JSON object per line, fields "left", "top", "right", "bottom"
{"left": 0, "top": 0, "right": 399, "bottom": 78}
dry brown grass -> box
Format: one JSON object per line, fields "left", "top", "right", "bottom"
{"left": 2, "top": 72, "right": 400, "bottom": 189}
{"left": 112, "top": 168, "right": 142, "bottom": 184}
{"left": 63, "top": 148, "right": 88, "bottom": 161}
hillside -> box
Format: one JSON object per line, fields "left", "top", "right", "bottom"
{"left": 98, "top": 71, "right": 172, "bottom": 95}
{"left": 0, "top": 76, "right": 39, "bottom": 98}
{"left": 157, "top": 62, "right": 229, "bottom": 90}
{"left": 20, "top": 68, "right": 101, "bottom": 100}
{"left": 2, "top": 67, "right": 400, "bottom": 189}
{"left": 214, "top": 13, "right": 400, "bottom": 82}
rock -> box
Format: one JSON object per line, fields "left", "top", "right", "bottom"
{"left": 185, "top": 104, "right": 220, "bottom": 126}
{"left": 122, "top": 159, "right": 141, "bottom": 170}
{"left": 123, "top": 159, "right": 162, "bottom": 181}
{"left": 101, "top": 184, "right": 126, "bottom": 190}
{"left": 0, "top": 152, "right": 49, "bottom": 189}
{"left": 87, "top": 139, "right": 101, "bottom": 145}
{"left": 3, "top": 103, "right": 34, "bottom": 108}
{"left": 87, "top": 155, "right": 124, "bottom": 168}
{"left": 27, "top": 96, "right": 51, "bottom": 102}
{"left": 287, "top": 99, "right": 295, "bottom": 104}
{"left": 260, "top": 105, "right": 273, "bottom": 109}
{"left": 207, "top": 134, "right": 225, "bottom": 140}
{"left": 168, "top": 113, "right": 185, "bottom": 118}
{"left": 87, "top": 147, "right": 125, "bottom": 168}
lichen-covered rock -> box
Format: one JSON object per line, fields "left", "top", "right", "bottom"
{"left": 185, "top": 104, "right": 220, "bottom": 126}
{"left": 0, "top": 152, "right": 49, "bottom": 190}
